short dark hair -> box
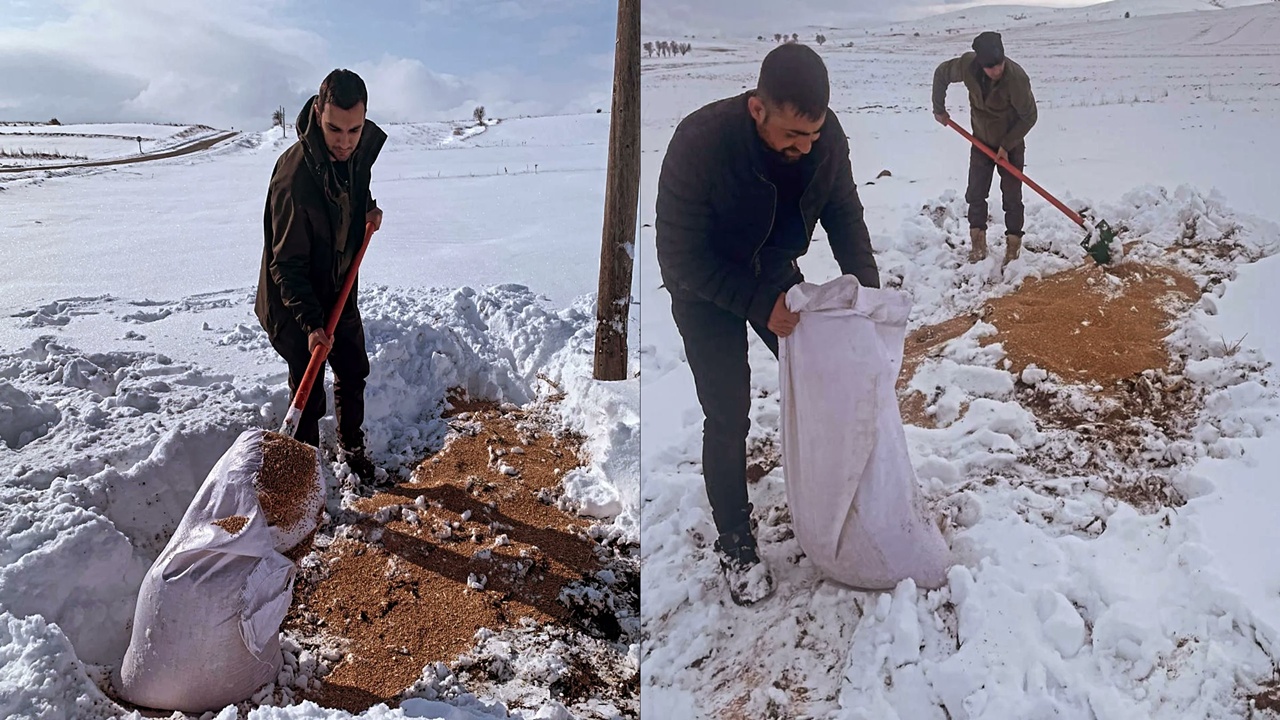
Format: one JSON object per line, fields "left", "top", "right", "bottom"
{"left": 317, "top": 69, "right": 367, "bottom": 112}
{"left": 756, "top": 44, "right": 829, "bottom": 120}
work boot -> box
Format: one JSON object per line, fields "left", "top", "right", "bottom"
{"left": 714, "top": 519, "right": 775, "bottom": 606}
{"left": 340, "top": 443, "right": 377, "bottom": 483}
{"left": 1003, "top": 234, "right": 1022, "bottom": 268}
{"left": 968, "top": 228, "right": 988, "bottom": 263}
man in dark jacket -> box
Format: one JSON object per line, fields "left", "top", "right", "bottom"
{"left": 255, "top": 69, "right": 386, "bottom": 481}
{"left": 933, "top": 31, "right": 1037, "bottom": 268}
{"left": 655, "top": 44, "right": 880, "bottom": 606}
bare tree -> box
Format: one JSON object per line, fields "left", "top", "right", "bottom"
{"left": 643, "top": 41, "right": 654, "bottom": 57}
{"left": 816, "top": 33, "right": 826, "bottom": 45}
{"left": 774, "top": 33, "right": 782, "bottom": 42}
{"left": 679, "top": 42, "right": 691, "bottom": 55}
{"left": 791, "top": 32, "right": 799, "bottom": 42}
{"left": 473, "top": 106, "right": 486, "bottom": 125}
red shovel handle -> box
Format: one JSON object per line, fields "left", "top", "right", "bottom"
{"left": 946, "top": 118, "right": 1086, "bottom": 229}
{"left": 280, "top": 221, "right": 377, "bottom": 437}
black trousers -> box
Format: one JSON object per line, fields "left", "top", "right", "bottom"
{"left": 268, "top": 309, "right": 369, "bottom": 449}
{"left": 966, "top": 142, "right": 1026, "bottom": 236}
{"left": 671, "top": 292, "right": 786, "bottom": 538}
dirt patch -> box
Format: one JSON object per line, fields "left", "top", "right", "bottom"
{"left": 747, "top": 436, "right": 781, "bottom": 484}
{"left": 1022, "top": 368, "right": 1199, "bottom": 512}
{"left": 1250, "top": 677, "right": 1280, "bottom": 715}
{"left": 286, "top": 400, "right": 624, "bottom": 713}
{"left": 211, "top": 515, "right": 247, "bottom": 535}
{"left": 984, "top": 263, "right": 1198, "bottom": 386}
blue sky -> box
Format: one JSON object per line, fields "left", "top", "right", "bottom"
{"left": 0, "top": 0, "right": 618, "bottom": 126}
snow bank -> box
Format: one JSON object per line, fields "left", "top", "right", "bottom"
{"left": 0, "top": 281, "right": 637, "bottom": 718}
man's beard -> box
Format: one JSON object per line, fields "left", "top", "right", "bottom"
{"left": 764, "top": 144, "right": 803, "bottom": 165}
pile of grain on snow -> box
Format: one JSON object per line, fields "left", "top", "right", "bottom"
{"left": 278, "top": 400, "right": 634, "bottom": 714}
{"left": 984, "top": 263, "right": 1198, "bottom": 385}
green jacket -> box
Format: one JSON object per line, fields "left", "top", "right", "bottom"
{"left": 932, "top": 52, "right": 1037, "bottom": 151}
{"left": 255, "top": 95, "right": 387, "bottom": 338}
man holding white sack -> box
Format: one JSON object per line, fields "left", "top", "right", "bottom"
{"left": 655, "top": 43, "right": 880, "bottom": 606}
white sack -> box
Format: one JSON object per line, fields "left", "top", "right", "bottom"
{"left": 779, "top": 275, "right": 951, "bottom": 590}
{"left": 115, "top": 428, "right": 323, "bottom": 712}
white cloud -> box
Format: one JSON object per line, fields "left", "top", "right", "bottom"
{"left": 352, "top": 55, "right": 473, "bottom": 122}
{"left": 0, "top": 0, "right": 614, "bottom": 127}
{"left": 419, "top": 0, "right": 599, "bottom": 21}
{"left": 0, "top": 0, "right": 325, "bottom": 126}
{"left": 540, "top": 24, "right": 589, "bottom": 56}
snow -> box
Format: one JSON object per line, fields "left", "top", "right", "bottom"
{"left": 892, "top": 0, "right": 1275, "bottom": 34}
{"left": 641, "top": 4, "right": 1280, "bottom": 718}
{"left": 0, "top": 115, "right": 608, "bottom": 309}
{"left": 0, "top": 108, "right": 636, "bottom": 717}
{"left": 0, "top": 123, "right": 224, "bottom": 166}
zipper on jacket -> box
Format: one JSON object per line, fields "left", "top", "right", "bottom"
{"left": 752, "top": 149, "right": 829, "bottom": 273}
{"left": 751, "top": 169, "right": 777, "bottom": 277}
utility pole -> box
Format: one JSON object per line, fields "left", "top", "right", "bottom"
{"left": 593, "top": 0, "right": 639, "bottom": 381}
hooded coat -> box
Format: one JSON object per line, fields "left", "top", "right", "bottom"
{"left": 255, "top": 95, "right": 387, "bottom": 338}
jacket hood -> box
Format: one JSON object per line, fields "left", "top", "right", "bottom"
{"left": 295, "top": 94, "right": 388, "bottom": 177}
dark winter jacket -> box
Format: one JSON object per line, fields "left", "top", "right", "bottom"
{"left": 932, "top": 53, "right": 1037, "bottom": 151}
{"left": 255, "top": 95, "right": 387, "bottom": 338}
{"left": 655, "top": 91, "right": 880, "bottom": 327}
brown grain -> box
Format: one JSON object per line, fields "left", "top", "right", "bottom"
{"left": 212, "top": 515, "right": 248, "bottom": 535}
{"left": 896, "top": 263, "right": 1198, "bottom": 425}
{"left": 984, "top": 263, "right": 1196, "bottom": 386}
{"left": 287, "top": 401, "right": 600, "bottom": 713}
{"left": 256, "top": 431, "right": 320, "bottom": 531}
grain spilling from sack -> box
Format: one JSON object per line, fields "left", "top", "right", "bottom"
{"left": 211, "top": 515, "right": 248, "bottom": 535}
{"left": 257, "top": 431, "right": 321, "bottom": 531}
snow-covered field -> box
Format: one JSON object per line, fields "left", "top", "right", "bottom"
{"left": 0, "top": 111, "right": 639, "bottom": 719}
{"left": 640, "top": 3, "right": 1280, "bottom": 718}
{"left": 0, "top": 123, "right": 225, "bottom": 166}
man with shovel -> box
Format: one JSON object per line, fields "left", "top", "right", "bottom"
{"left": 933, "top": 31, "right": 1038, "bottom": 268}
{"left": 656, "top": 44, "right": 880, "bottom": 606}
{"left": 256, "top": 69, "right": 386, "bottom": 482}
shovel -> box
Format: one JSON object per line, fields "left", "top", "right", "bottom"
{"left": 280, "top": 220, "right": 377, "bottom": 438}
{"left": 945, "top": 118, "right": 1118, "bottom": 264}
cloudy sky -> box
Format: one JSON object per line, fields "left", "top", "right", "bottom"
{"left": 0, "top": 0, "right": 618, "bottom": 127}
{"left": 643, "top": 0, "right": 1101, "bottom": 38}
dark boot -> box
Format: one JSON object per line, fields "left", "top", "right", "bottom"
{"left": 714, "top": 515, "right": 775, "bottom": 606}
{"left": 339, "top": 442, "right": 377, "bottom": 483}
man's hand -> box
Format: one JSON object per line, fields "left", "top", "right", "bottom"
{"left": 996, "top": 146, "right": 1009, "bottom": 164}
{"left": 308, "top": 329, "right": 333, "bottom": 354}
{"left": 934, "top": 111, "right": 950, "bottom": 126}
{"left": 366, "top": 206, "right": 383, "bottom": 232}
{"left": 767, "top": 292, "right": 800, "bottom": 338}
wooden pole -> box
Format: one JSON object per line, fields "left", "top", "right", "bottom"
{"left": 593, "top": 0, "right": 640, "bottom": 381}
